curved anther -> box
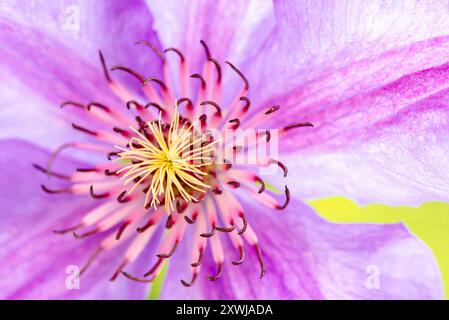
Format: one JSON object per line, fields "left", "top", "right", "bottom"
{"left": 115, "top": 221, "right": 130, "bottom": 240}
{"left": 181, "top": 272, "right": 198, "bottom": 287}
{"left": 76, "top": 167, "right": 97, "bottom": 173}
{"left": 215, "top": 224, "right": 236, "bottom": 233}
{"left": 32, "top": 163, "right": 69, "bottom": 180}
{"left": 177, "top": 97, "right": 194, "bottom": 110}
{"left": 200, "top": 100, "right": 222, "bottom": 117}
{"left": 255, "top": 244, "right": 266, "bottom": 279}
{"left": 117, "top": 191, "right": 131, "bottom": 203}
{"left": 228, "top": 118, "right": 240, "bottom": 130}
{"left": 157, "top": 241, "right": 179, "bottom": 259}
{"left": 200, "top": 225, "right": 216, "bottom": 238}
{"left": 73, "top": 228, "right": 98, "bottom": 239}
{"left": 104, "top": 169, "right": 117, "bottom": 176}
{"left": 283, "top": 122, "right": 314, "bottom": 131}
{"left": 136, "top": 218, "right": 154, "bottom": 233}
{"left": 238, "top": 214, "right": 248, "bottom": 235}
{"left": 176, "top": 201, "right": 187, "bottom": 214}
{"left": 110, "top": 65, "right": 145, "bottom": 84}
{"left": 264, "top": 130, "right": 271, "bottom": 142}
{"left": 126, "top": 100, "right": 144, "bottom": 110}
{"left": 145, "top": 102, "right": 166, "bottom": 113}
{"left": 184, "top": 215, "right": 197, "bottom": 224}
{"left": 165, "top": 214, "right": 175, "bottom": 229}
{"left": 121, "top": 271, "right": 155, "bottom": 283}
{"left": 107, "top": 152, "right": 119, "bottom": 160}
{"left": 232, "top": 246, "right": 245, "bottom": 265}
{"left": 264, "top": 104, "right": 280, "bottom": 115}
{"left": 143, "top": 257, "right": 163, "bottom": 277}
{"left": 98, "top": 50, "right": 112, "bottom": 83}
{"left": 212, "top": 187, "right": 223, "bottom": 195}
{"left": 164, "top": 47, "right": 185, "bottom": 63}
{"left": 71, "top": 122, "right": 97, "bottom": 136}
{"left": 110, "top": 261, "right": 128, "bottom": 281}
{"left": 87, "top": 102, "right": 110, "bottom": 112}
{"left": 41, "top": 184, "right": 71, "bottom": 194}
{"left": 276, "top": 185, "right": 290, "bottom": 210}
{"left": 142, "top": 77, "right": 168, "bottom": 91}
{"left": 269, "top": 159, "right": 288, "bottom": 177}
{"left": 200, "top": 39, "right": 211, "bottom": 60}
{"left": 60, "top": 101, "right": 84, "bottom": 109}
{"left": 113, "top": 127, "right": 129, "bottom": 137}
{"left": 135, "top": 40, "right": 165, "bottom": 63}
{"left": 225, "top": 61, "right": 249, "bottom": 90}
{"left": 89, "top": 185, "right": 110, "bottom": 199}
{"left": 227, "top": 180, "right": 240, "bottom": 188}
{"left": 208, "top": 262, "right": 223, "bottom": 281}
{"left": 191, "top": 73, "right": 206, "bottom": 89}
{"left": 209, "top": 58, "right": 222, "bottom": 83}
{"left": 191, "top": 248, "right": 204, "bottom": 267}
{"left": 53, "top": 223, "right": 82, "bottom": 234}
{"left": 239, "top": 96, "right": 251, "bottom": 112}
{"left": 254, "top": 176, "right": 265, "bottom": 193}
{"left": 80, "top": 247, "right": 103, "bottom": 275}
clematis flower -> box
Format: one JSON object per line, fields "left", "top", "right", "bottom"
{"left": 0, "top": 0, "right": 446, "bottom": 299}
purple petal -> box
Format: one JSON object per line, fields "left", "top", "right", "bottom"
{"left": 161, "top": 198, "right": 443, "bottom": 299}
{"left": 0, "top": 0, "right": 162, "bottom": 150}
{"left": 0, "top": 139, "right": 148, "bottom": 299}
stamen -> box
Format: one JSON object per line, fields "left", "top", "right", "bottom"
{"left": 269, "top": 159, "right": 288, "bottom": 177}
{"left": 227, "top": 180, "right": 240, "bottom": 188}
{"left": 135, "top": 40, "right": 165, "bottom": 63}
{"left": 264, "top": 105, "right": 280, "bottom": 115}
{"left": 145, "top": 102, "right": 166, "bottom": 113}
{"left": 80, "top": 247, "right": 103, "bottom": 275}
{"left": 111, "top": 65, "right": 145, "bottom": 84}
{"left": 89, "top": 185, "right": 110, "bottom": 199}
{"left": 73, "top": 228, "right": 98, "bottom": 239}
{"left": 121, "top": 271, "right": 154, "bottom": 283}
{"left": 232, "top": 246, "right": 245, "bottom": 265}
{"left": 200, "top": 100, "right": 222, "bottom": 117}
{"left": 157, "top": 240, "right": 179, "bottom": 258}
{"left": 77, "top": 167, "right": 97, "bottom": 173}
{"left": 240, "top": 96, "right": 251, "bottom": 113}
{"left": 60, "top": 101, "right": 84, "bottom": 109}
{"left": 191, "top": 247, "right": 204, "bottom": 267}
{"left": 255, "top": 244, "right": 266, "bottom": 279}
{"left": 32, "top": 163, "right": 69, "bottom": 180}
{"left": 225, "top": 61, "right": 249, "bottom": 90}
{"left": 98, "top": 50, "right": 112, "bottom": 83}
{"left": 254, "top": 176, "right": 265, "bottom": 193}
{"left": 115, "top": 221, "right": 130, "bottom": 240}
{"left": 164, "top": 47, "right": 185, "bottom": 63}
{"left": 177, "top": 97, "right": 194, "bottom": 110}
{"left": 200, "top": 39, "right": 211, "bottom": 60}
{"left": 191, "top": 73, "right": 206, "bottom": 89}
{"left": 276, "top": 185, "right": 290, "bottom": 210}
{"left": 181, "top": 272, "right": 198, "bottom": 287}
{"left": 208, "top": 262, "right": 223, "bottom": 281}
{"left": 71, "top": 122, "right": 97, "bottom": 136}
{"left": 209, "top": 58, "right": 222, "bottom": 83}
{"left": 238, "top": 214, "right": 248, "bottom": 235}
{"left": 53, "top": 223, "right": 82, "bottom": 234}
{"left": 41, "top": 184, "right": 71, "bottom": 194}
{"left": 87, "top": 102, "right": 110, "bottom": 112}
{"left": 126, "top": 100, "right": 144, "bottom": 110}
{"left": 142, "top": 77, "right": 168, "bottom": 91}
{"left": 283, "top": 122, "right": 314, "bottom": 132}
{"left": 117, "top": 191, "right": 131, "bottom": 203}
{"left": 228, "top": 118, "right": 240, "bottom": 130}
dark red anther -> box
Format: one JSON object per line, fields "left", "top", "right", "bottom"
{"left": 110, "top": 260, "right": 128, "bottom": 281}
{"left": 136, "top": 217, "right": 154, "bottom": 233}
{"left": 89, "top": 185, "right": 110, "bottom": 199}
{"left": 157, "top": 240, "right": 179, "bottom": 259}
{"left": 177, "top": 97, "right": 194, "bottom": 110}
{"left": 107, "top": 152, "right": 119, "bottom": 160}
{"left": 164, "top": 47, "right": 185, "bottom": 63}
{"left": 264, "top": 105, "right": 280, "bottom": 115}
{"left": 71, "top": 122, "right": 97, "bottom": 136}
{"left": 233, "top": 146, "right": 243, "bottom": 153}
{"left": 200, "top": 225, "right": 216, "bottom": 238}
{"left": 191, "top": 247, "right": 204, "bottom": 267}
{"left": 142, "top": 77, "right": 168, "bottom": 91}
{"left": 111, "top": 65, "right": 146, "bottom": 84}
{"left": 191, "top": 73, "right": 206, "bottom": 89}
{"left": 225, "top": 61, "right": 249, "bottom": 90}
{"left": 41, "top": 184, "right": 71, "bottom": 194}
{"left": 227, "top": 180, "right": 240, "bottom": 188}
{"left": 254, "top": 176, "right": 265, "bottom": 193}
{"left": 269, "top": 159, "right": 288, "bottom": 177}
{"left": 126, "top": 100, "right": 144, "bottom": 110}
{"left": 117, "top": 191, "right": 131, "bottom": 203}
{"left": 143, "top": 257, "right": 163, "bottom": 277}
{"left": 184, "top": 214, "right": 197, "bottom": 224}
{"left": 76, "top": 167, "right": 97, "bottom": 173}
{"left": 238, "top": 213, "right": 248, "bottom": 235}
{"left": 135, "top": 40, "right": 165, "bottom": 63}
{"left": 181, "top": 272, "right": 198, "bottom": 287}
{"left": 104, "top": 169, "right": 117, "bottom": 176}
{"left": 208, "top": 262, "right": 223, "bottom": 282}
{"left": 209, "top": 58, "right": 222, "bottom": 83}
{"left": 121, "top": 271, "right": 155, "bottom": 283}
{"left": 228, "top": 118, "right": 240, "bottom": 130}
{"left": 60, "top": 101, "right": 84, "bottom": 109}
{"left": 232, "top": 246, "right": 245, "bottom": 265}
{"left": 73, "top": 228, "right": 98, "bottom": 239}
{"left": 215, "top": 223, "right": 236, "bottom": 233}
{"left": 145, "top": 102, "right": 166, "bottom": 114}
{"left": 98, "top": 50, "right": 112, "bottom": 83}
{"left": 32, "top": 163, "right": 69, "bottom": 180}
{"left": 212, "top": 187, "right": 223, "bottom": 194}
{"left": 53, "top": 223, "right": 82, "bottom": 234}
{"left": 200, "top": 100, "right": 222, "bottom": 117}
{"left": 113, "top": 126, "right": 130, "bottom": 137}
{"left": 265, "top": 130, "right": 271, "bottom": 142}
{"left": 199, "top": 114, "right": 207, "bottom": 129}
{"left": 80, "top": 247, "right": 103, "bottom": 276}
{"left": 115, "top": 221, "right": 130, "bottom": 240}
{"left": 255, "top": 244, "right": 266, "bottom": 279}
{"left": 200, "top": 39, "right": 211, "bottom": 60}
{"left": 176, "top": 201, "right": 188, "bottom": 214}
{"left": 87, "top": 102, "right": 110, "bottom": 112}
{"left": 283, "top": 122, "right": 314, "bottom": 131}
{"left": 276, "top": 185, "right": 290, "bottom": 210}
{"left": 240, "top": 96, "right": 251, "bottom": 113}
{"left": 165, "top": 214, "right": 175, "bottom": 229}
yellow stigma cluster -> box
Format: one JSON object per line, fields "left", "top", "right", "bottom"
{"left": 116, "top": 107, "right": 218, "bottom": 213}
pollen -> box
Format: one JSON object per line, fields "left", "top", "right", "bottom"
{"left": 115, "top": 105, "right": 219, "bottom": 213}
